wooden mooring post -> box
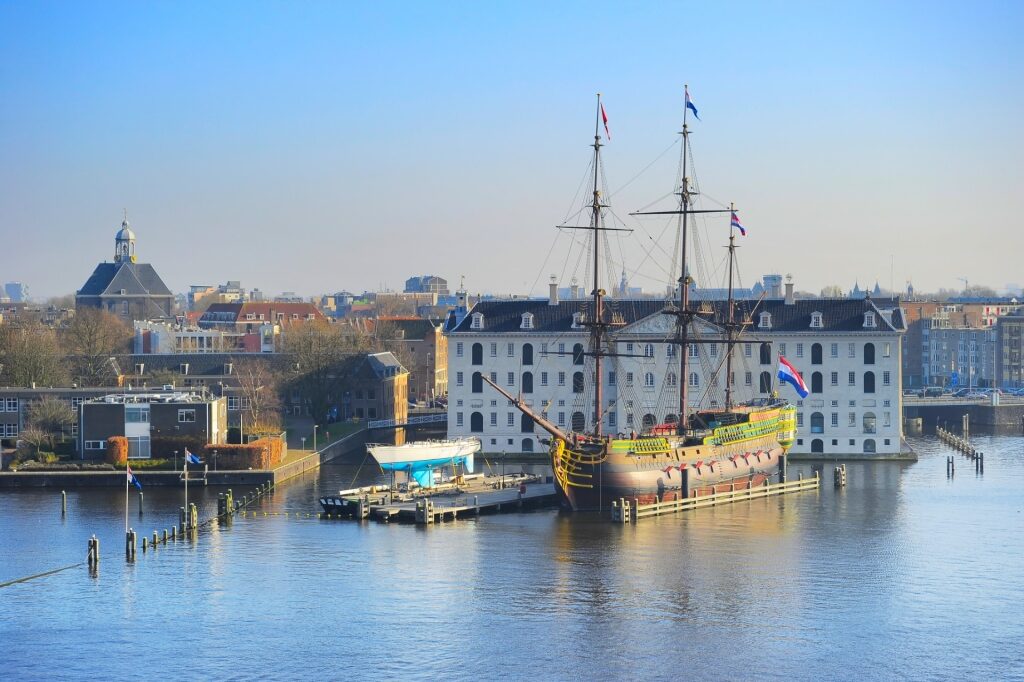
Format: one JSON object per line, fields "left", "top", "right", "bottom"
{"left": 61, "top": 490, "right": 67, "bottom": 516}
{"left": 87, "top": 535, "right": 99, "bottom": 567}
{"left": 834, "top": 464, "right": 847, "bottom": 488}
{"left": 125, "top": 529, "right": 136, "bottom": 561}
{"left": 138, "top": 491, "right": 144, "bottom": 517}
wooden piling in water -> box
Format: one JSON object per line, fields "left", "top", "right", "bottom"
{"left": 162, "top": 529, "right": 168, "bottom": 544}
{"left": 61, "top": 490, "right": 66, "bottom": 516}
{"left": 152, "top": 531, "right": 158, "bottom": 548}
{"left": 138, "top": 491, "right": 143, "bottom": 516}
{"left": 126, "top": 529, "right": 136, "bottom": 561}
{"left": 87, "top": 535, "right": 99, "bottom": 566}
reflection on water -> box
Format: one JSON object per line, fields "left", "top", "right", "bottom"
{"left": 1, "top": 438, "right": 1023, "bottom": 680}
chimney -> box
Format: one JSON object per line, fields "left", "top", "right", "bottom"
{"left": 548, "top": 276, "right": 559, "bottom": 306}
{"left": 570, "top": 279, "right": 579, "bottom": 299}
{"left": 784, "top": 276, "right": 795, "bottom": 305}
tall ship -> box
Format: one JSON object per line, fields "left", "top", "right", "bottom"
{"left": 484, "top": 90, "right": 797, "bottom": 511}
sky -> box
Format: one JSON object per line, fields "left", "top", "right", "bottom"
{"left": 1, "top": 1, "right": 1022, "bottom": 301}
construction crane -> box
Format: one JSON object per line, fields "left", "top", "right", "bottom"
{"left": 957, "top": 277, "right": 968, "bottom": 294}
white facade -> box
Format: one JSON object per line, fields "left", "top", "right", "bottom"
{"left": 447, "top": 299, "right": 906, "bottom": 457}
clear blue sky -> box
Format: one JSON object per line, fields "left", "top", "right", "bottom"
{"left": 2, "top": 1, "right": 1022, "bottom": 299}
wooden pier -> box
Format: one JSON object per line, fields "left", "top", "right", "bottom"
{"left": 320, "top": 475, "right": 557, "bottom": 524}
{"left": 611, "top": 472, "right": 821, "bottom": 523}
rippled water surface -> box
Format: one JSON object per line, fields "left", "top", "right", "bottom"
{"left": 2, "top": 436, "right": 1023, "bottom": 680}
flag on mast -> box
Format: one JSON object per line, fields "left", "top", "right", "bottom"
{"left": 731, "top": 210, "right": 747, "bottom": 236}
{"left": 600, "top": 102, "right": 611, "bottom": 140}
{"left": 685, "top": 86, "right": 700, "bottom": 121}
{"left": 777, "top": 356, "right": 809, "bottom": 398}
{"left": 127, "top": 465, "right": 142, "bottom": 490}
{"left": 185, "top": 448, "right": 201, "bottom": 465}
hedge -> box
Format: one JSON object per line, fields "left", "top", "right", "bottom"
{"left": 106, "top": 436, "right": 128, "bottom": 466}
{"left": 203, "top": 437, "right": 284, "bottom": 470}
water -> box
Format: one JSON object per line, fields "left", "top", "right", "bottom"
{"left": 2, "top": 437, "right": 1023, "bottom": 681}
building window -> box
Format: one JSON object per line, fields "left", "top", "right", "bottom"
{"left": 541, "top": 372, "right": 548, "bottom": 386}
{"left": 572, "top": 372, "right": 584, "bottom": 393}
{"left": 710, "top": 344, "right": 718, "bottom": 357}
{"left": 831, "top": 343, "right": 839, "bottom": 358}
{"left": 472, "top": 343, "right": 483, "bottom": 365}
{"left": 811, "top": 372, "right": 823, "bottom": 394}
{"left": 507, "top": 343, "right": 515, "bottom": 357}
{"left": 883, "top": 343, "right": 891, "bottom": 358}
{"left": 644, "top": 372, "right": 656, "bottom": 388}
{"left": 520, "top": 313, "right": 534, "bottom": 330}
{"left": 797, "top": 412, "right": 804, "bottom": 428}
{"left": 608, "top": 412, "right": 616, "bottom": 428}
{"left": 666, "top": 372, "right": 677, "bottom": 387}
{"left": 688, "top": 345, "right": 698, "bottom": 359}
{"left": 644, "top": 344, "right": 655, "bottom": 358}
{"left": 810, "top": 412, "right": 824, "bottom": 434}
{"left": 507, "top": 413, "right": 515, "bottom": 426}
{"left": 796, "top": 343, "right": 804, "bottom": 358}
{"left": 811, "top": 343, "right": 822, "bottom": 365}
{"left": 759, "top": 371, "right": 772, "bottom": 393}
{"left": 810, "top": 312, "right": 823, "bottom": 328}
{"left": 608, "top": 371, "right": 616, "bottom": 385}
{"left": 490, "top": 343, "right": 497, "bottom": 357}
{"left": 626, "top": 372, "right": 634, "bottom": 386}
{"left": 541, "top": 342, "right": 548, "bottom": 356}
{"left": 831, "top": 412, "right": 839, "bottom": 427}
{"left": 456, "top": 372, "right": 464, "bottom": 387}
{"left": 688, "top": 372, "right": 699, "bottom": 387}
{"left": 759, "top": 312, "right": 772, "bottom": 329}
{"left": 456, "top": 342, "right": 464, "bottom": 357}
{"left": 470, "top": 412, "right": 483, "bottom": 433}
{"left": 864, "top": 343, "right": 876, "bottom": 365}
{"left": 625, "top": 342, "right": 634, "bottom": 353}
{"left": 848, "top": 412, "right": 856, "bottom": 427}
{"left": 745, "top": 371, "right": 752, "bottom": 386}
{"left": 848, "top": 372, "right": 856, "bottom": 386}
{"left": 470, "top": 313, "right": 484, "bottom": 330}
{"left": 558, "top": 372, "right": 566, "bottom": 386}
{"left": 125, "top": 407, "right": 149, "bottom": 423}
{"left": 863, "top": 412, "right": 876, "bottom": 433}
{"left": 884, "top": 412, "right": 891, "bottom": 427}
{"left": 522, "top": 372, "right": 533, "bottom": 393}
{"left": 227, "top": 396, "right": 239, "bottom": 410}
{"left": 490, "top": 412, "right": 497, "bottom": 426}
{"left": 744, "top": 343, "right": 752, "bottom": 358}
{"left": 667, "top": 345, "right": 677, "bottom": 358}
{"left": 507, "top": 372, "right": 515, "bottom": 386}
{"left": 522, "top": 344, "right": 534, "bottom": 365}
{"left": 471, "top": 372, "right": 482, "bottom": 393}
{"left": 178, "top": 409, "right": 196, "bottom": 423}
{"left": 760, "top": 343, "right": 771, "bottom": 365}
{"left": 557, "top": 412, "right": 565, "bottom": 426}
{"left": 864, "top": 371, "right": 876, "bottom": 393}
{"left": 573, "top": 344, "right": 585, "bottom": 365}
{"left": 864, "top": 312, "right": 876, "bottom": 328}
{"left": 571, "top": 412, "right": 586, "bottom": 431}
{"left": 831, "top": 372, "right": 838, "bottom": 386}
{"left": 883, "top": 371, "right": 891, "bottom": 386}
{"left": 848, "top": 342, "right": 856, "bottom": 358}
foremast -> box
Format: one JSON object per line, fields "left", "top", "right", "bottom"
{"left": 585, "top": 94, "right": 609, "bottom": 437}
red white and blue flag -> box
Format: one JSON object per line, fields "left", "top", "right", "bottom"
{"left": 777, "top": 356, "right": 808, "bottom": 398}
{"left": 731, "top": 211, "right": 746, "bottom": 236}
{"left": 127, "top": 465, "right": 142, "bottom": 490}
{"left": 601, "top": 102, "right": 611, "bottom": 140}
{"left": 685, "top": 86, "right": 700, "bottom": 121}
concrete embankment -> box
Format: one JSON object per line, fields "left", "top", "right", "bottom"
{"left": 0, "top": 429, "right": 368, "bottom": 489}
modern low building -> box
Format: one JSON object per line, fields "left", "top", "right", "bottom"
{"left": 0, "top": 387, "right": 119, "bottom": 448}
{"left": 996, "top": 313, "right": 1024, "bottom": 389}
{"left": 78, "top": 391, "right": 227, "bottom": 460}
{"left": 446, "top": 283, "right": 906, "bottom": 457}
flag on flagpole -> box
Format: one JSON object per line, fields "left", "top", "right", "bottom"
{"left": 600, "top": 102, "right": 611, "bottom": 140}
{"left": 127, "top": 465, "right": 143, "bottom": 490}
{"left": 777, "top": 356, "right": 809, "bottom": 398}
{"left": 185, "top": 448, "right": 201, "bottom": 465}
{"left": 685, "top": 86, "right": 700, "bottom": 121}
{"left": 731, "top": 210, "right": 747, "bottom": 236}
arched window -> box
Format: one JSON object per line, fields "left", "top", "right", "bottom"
{"left": 864, "top": 343, "right": 875, "bottom": 365}
{"left": 760, "top": 343, "right": 771, "bottom": 365}
{"left": 811, "top": 438, "right": 824, "bottom": 453}
{"left": 863, "top": 412, "right": 876, "bottom": 434}
{"left": 522, "top": 438, "right": 534, "bottom": 452}
{"left": 666, "top": 372, "right": 677, "bottom": 387}
{"left": 811, "top": 343, "right": 823, "bottom": 365}
{"left": 520, "top": 413, "right": 534, "bottom": 433}
{"left": 664, "top": 414, "right": 678, "bottom": 425}
{"left": 811, "top": 412, "right": 824, "bottom": 433}
{"left": 864, "top": 371, "right": 876, "bottom": 393}
{"left": 572, "top": 371, "right": 584, "bottom": 394}
{"left": 572, "top": 343, "right": 585, "bottom": 365}
{"left": 522, "top": 343, "right": 534, "bottom": 366}
{"left": 642, "top": 413, "right": 657, "bottom": 429}
{"left": 688, "top": 372, "right": 699, "bottom": 387}
{"left": 571, "top": 411, "right": 586, "bottom": 431}
{"left": 812, "top": 372, "right": 823, "bottom": 394}
{"left": 863, "top": 439, "right": 876, "bottom": 454}
{"left": 759, "top": 371, "right": 772, "bottom": 394}
{"left": 644, "top": 372, "right": 655, "bottom": 388}
{"left": 644, "top": 344, "right": 655, "bottom": 357}
{"left": 470, "top": 412, "right": 483, "bottom": 433}
{"left": 472, "top": 371, "right": 483, "bottom": 393}
{"left": 471, "top": 343, "right": 483, "bottom": 365}
{"left": 522, "top": 371, "right": 533, "bottom": 394}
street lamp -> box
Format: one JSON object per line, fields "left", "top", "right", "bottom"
{"left": 301, "top": 436, "right": 306, "bottom": 451}
{"left": 213, "top": 448, "right": 218, "bottom": 471}
{"left": 313, "top": 425, "right": 318, "bottom": 452}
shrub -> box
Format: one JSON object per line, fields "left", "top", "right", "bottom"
{"left": 106, "top": 436, "right": 128, "bottom": 466}
{"left": 204, "top": 437, "right": 284, "bottom": 470}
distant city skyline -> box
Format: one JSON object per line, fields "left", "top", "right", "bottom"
{"left": 2, "top": 1, "right": 1022, "bottom": 300}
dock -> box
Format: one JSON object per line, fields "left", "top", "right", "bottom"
{"left": 611, "top": 472, "right": 821, "bottom": 523}
{"left": 319, "top": 474, "right": 558, "bottom": 524}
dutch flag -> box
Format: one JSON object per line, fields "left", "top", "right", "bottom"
{"left": 731, "top": 211, "right": 746, "bottom": 236}
{"left": 185, "top": 448, "right": 202, "bottom": 465}
{"left": 685, "top": 86, "right": 700, "bottom": 121}
{"left": 127, "top": 465, "right": 142, "bottom": 490}
{"left": 777, "top": 356, "right": 809, "bottom": 398}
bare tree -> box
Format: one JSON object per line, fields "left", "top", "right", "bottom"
{"left": 61, "top": 307, "right": 132, "bottom": 386}
{"left": 234, "top": 357, "right": 282, "bottom": 433}
{"left": 284, "top": 320, "right": 361, "bottom": 424}
{"left": 820, "top": 284, "right": 845, "bottom": 298}
{"left": 25, "top": 397, "right": 75, "bottom": 451}
{"left": 0, "top": 320, "right": 68, "bottom": 387}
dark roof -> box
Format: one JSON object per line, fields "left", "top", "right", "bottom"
{"left": 379, "top": 317, "right": 438, "bottom": 338}
{"left": 119, "top": 353, "right": 296, "bottom": 376}
{"left": 450, "top": 297, "right": 904, "bottom": 335}
{"left": 77, "top": 262, "right": 173, "bottom": 298}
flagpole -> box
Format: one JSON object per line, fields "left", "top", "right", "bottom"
{"left": 124, "top": 462, "right": 129, "bottom": 533}
{"left": 184, "top": 459, "right": 189, "bottom": 530}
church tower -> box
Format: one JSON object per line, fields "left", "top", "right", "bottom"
{"left": 114, "top": 212, "right": 136, "bottom": 263}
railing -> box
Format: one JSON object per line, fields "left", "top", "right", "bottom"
{"left": 367, "top": 413, "right": 448, "bottom": 429}
{"left": 611, "top": 472, "right": 820, "bottom": 523}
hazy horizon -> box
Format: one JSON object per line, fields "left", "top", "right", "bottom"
{"left": 2, "top": 2, "right": 1022, "bottom": 301}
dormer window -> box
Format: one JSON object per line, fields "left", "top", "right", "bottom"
{"left": 520, "top": 313, "right": 534, "bottom": 330}
{"left": 571, "top": 312, "right": 583, "bottom": 329}
{"left": 180, "top": 363, "right": 190, "bottom": 375}
{"left": 810, "top": 312, "right": 823, "bottom": 329}
{"left": 864, "top": 312, "right": 876, "bottom": 328}
{"left": 246, "top": 313, "right": 256, "bottom": 321}
{"left": 224, "top": 363, "right": 233, "bottom": 375}
{"left": 470, "top": 312, "right": 485, "bottom": 330}
{"left": 758, "top": 312, "right": 772, "bottom": 329}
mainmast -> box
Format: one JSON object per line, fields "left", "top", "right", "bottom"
{"left": 724, "top": 202, "right": 737, "bottom": 410}
{"left": 677, "top": 95, "right": 692, "bottom": 432}
{"left": 588, "top": 94, "right": 607, "bottom": 436}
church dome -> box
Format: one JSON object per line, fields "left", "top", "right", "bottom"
{"left": 116, "top": 219, "right": 135, "bottom": 242}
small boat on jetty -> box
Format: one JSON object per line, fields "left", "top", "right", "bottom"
{"left": 367, "top": 437, "right": 481, "bottom": 488}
